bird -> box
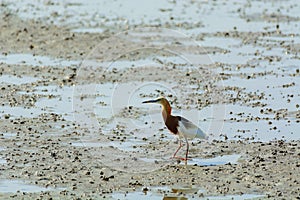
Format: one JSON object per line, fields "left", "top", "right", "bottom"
{"left": 142, "top": 97, "right": 207, "bottom": 164}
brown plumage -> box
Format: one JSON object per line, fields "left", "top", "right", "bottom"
{"left": 165, "top": 115, "right": 179, "bottom": 135}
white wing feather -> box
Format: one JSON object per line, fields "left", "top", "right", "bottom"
{"left": 177, "top": 117, "right": 208, "bottom": 139}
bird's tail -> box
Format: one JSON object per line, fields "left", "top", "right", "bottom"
{"left": 196, "top": 128, "right": 208, "bottom": 140}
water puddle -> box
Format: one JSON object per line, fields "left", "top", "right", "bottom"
{"left": 209, "top": 43, "right": 300, "bottom": 141}
{"left": 0, "top": 106, "right": 44, "bottom": 119}
{"left": 35, "top": 89, "right": 74, "bottom": 121}
{"left": 0, "top": 74, "right": 39, "bottom": 85}
{"left": 201, "top": 194, "right": 265, "bottom": 200}
{"left": 186, "top": 154, "right": 241, "bottom": 166}
{"left": 18, "top": 85, "right": 74, "bottom": 121}
{"left": 0, "top": 132, "right": 17, "bottom": 138}
{"left": 86, "top": 55, "right": 198, "bottom": 71}
{"left": 199, "top": 37, "right": 254, "bottom": 65}
{"left": 75, "top": 80, "right": 206, "bottom": 125}
{"left": 265, "top": 35, "right": 300, "bottom": 41}
{"left": 4, "top": 0, "right": 198, "bottom": 28}
{"left": 0, "top": 85, "right": 74, "bottom": 120}
{"left": 100, "top": 58, "right": 161, "bottom": 70}
{"left": 201, "top": 104, "right": 300, "bottom": 141}
{"left": 7, "top": 0, "right": 299, "bottom": 35}
{"left": 222, "top": 75, "right": 299, "bottom": 110}
{"left": 112, "top": 186, "right": 204, "bottom": 200}
{"left": 4, "top": 74, "right": 298, "bottom": 142}
{"left": 71, "top": 139, "right": 148, "bottom": 152}
{"left": 0, "top": 179, "right": 55, "bottom": 193}
{"left": 112, "top": 186, "right": 264, "bottom": 200}
{"left": 0, "top": 158, "right": 6, "bottom": 164}
{"left": 71, "top": 27, "right": 105, "bottom": 33}
{"left": 74, "top": 81, "right": 183, "bottom": 129}
{"left": 8, "top": 81, "right": 171, "bottom": 123}
{"left": 0, "top": 53, "right": 79, "bottom": 67}
{"left": 73, "top": 75, "right": 299, "bottom": 142}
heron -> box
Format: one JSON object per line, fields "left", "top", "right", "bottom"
{"left": 143, "top": 97, "right": 207, "bottom": 164}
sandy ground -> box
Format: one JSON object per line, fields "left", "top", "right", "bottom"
{"left": 0, "top": 3, "right": 300, "bottom": 200}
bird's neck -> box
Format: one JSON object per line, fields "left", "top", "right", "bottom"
{"left": 161, "top": 103, "right": 171, "bottom": 122}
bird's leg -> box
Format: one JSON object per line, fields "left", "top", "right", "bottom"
{"left": 172, "top": 139, "right": 183, "bottom": 158}
{"left": 184, "top": 135, "right": 189, "bottom": 165}
{"left": 172, "top": 137, "right": 190, "bottom": 163}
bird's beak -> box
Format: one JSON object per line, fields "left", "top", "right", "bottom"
{"left": 142, "top": 99, "right": 160, "bottom": 104}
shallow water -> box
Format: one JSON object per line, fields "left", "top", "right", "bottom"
{"left": 1, "top": 0, "right": 299, "bottom": 199}
{"left": 112, "top": 185, "right": 264, "bottom": 200}
{"left": 0, "top": 106, "right": 44, "bottom": 119}
{"left": 5, "top": 0, "right": 299, "bottom": 35}
{"left": 0, "top": 53, "right": 79, "bottom": 67}
{"left": 1, "top": 132, "right": 17, "bottom": 138}
{"left": 2, "top": 0, "right": 299, "bottom": 142}
{"left": 112, "top": 185, "right": 203, "bottom": 200}
{"left": 17, "top": 85, "right": 74, "bottom": 120}
{"left": 0, "top": 57, "right": 297, "bottom": 141}
{"left": 71, "top": 139, "right": 148, "bottom": 152}
{"left": 184, "top": 154, "right": 241, "bottom": 166}
{"left": 1, "top": 85, "right": 73, "bottom": 120}
{"left": 0, "top": 74, "right": 39, "bottom": 85}
{"left": 201, "top": 194, "right": 265, "bottom": 200}
{"left": 3, "top": 73, "right": 297, "bottom": 142}
{"left": 94, "top": 55, "right": 198, "bottom": 71}
{"left": 0, "top": 180, "right": 54, "bottom": 193}
{"left": 71, "top": 27, "right": 105, "bottom": 33}
{"left": 201, "top": 104, "right": 298, "bottom": 141}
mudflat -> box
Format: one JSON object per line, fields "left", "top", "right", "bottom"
{"left": 0, "top": 1, "right": 300, "bottom": 199}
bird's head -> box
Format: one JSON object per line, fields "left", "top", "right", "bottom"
{"left": 142, "top": 97, "right": 171, "bottom": 114}
{"left": 142, "top": 97, "right": 166, "bottom": 104}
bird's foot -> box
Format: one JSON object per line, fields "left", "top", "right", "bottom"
{"left": 172, "top": 156, "right": 191, "bottom": 161}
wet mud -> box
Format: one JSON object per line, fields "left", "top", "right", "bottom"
{"left": 0, "top": 0, "right": 300, "bottom": 199}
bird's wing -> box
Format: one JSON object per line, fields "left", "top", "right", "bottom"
{"left": 177, "top": 116, "right": 208, "bottom": 139}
